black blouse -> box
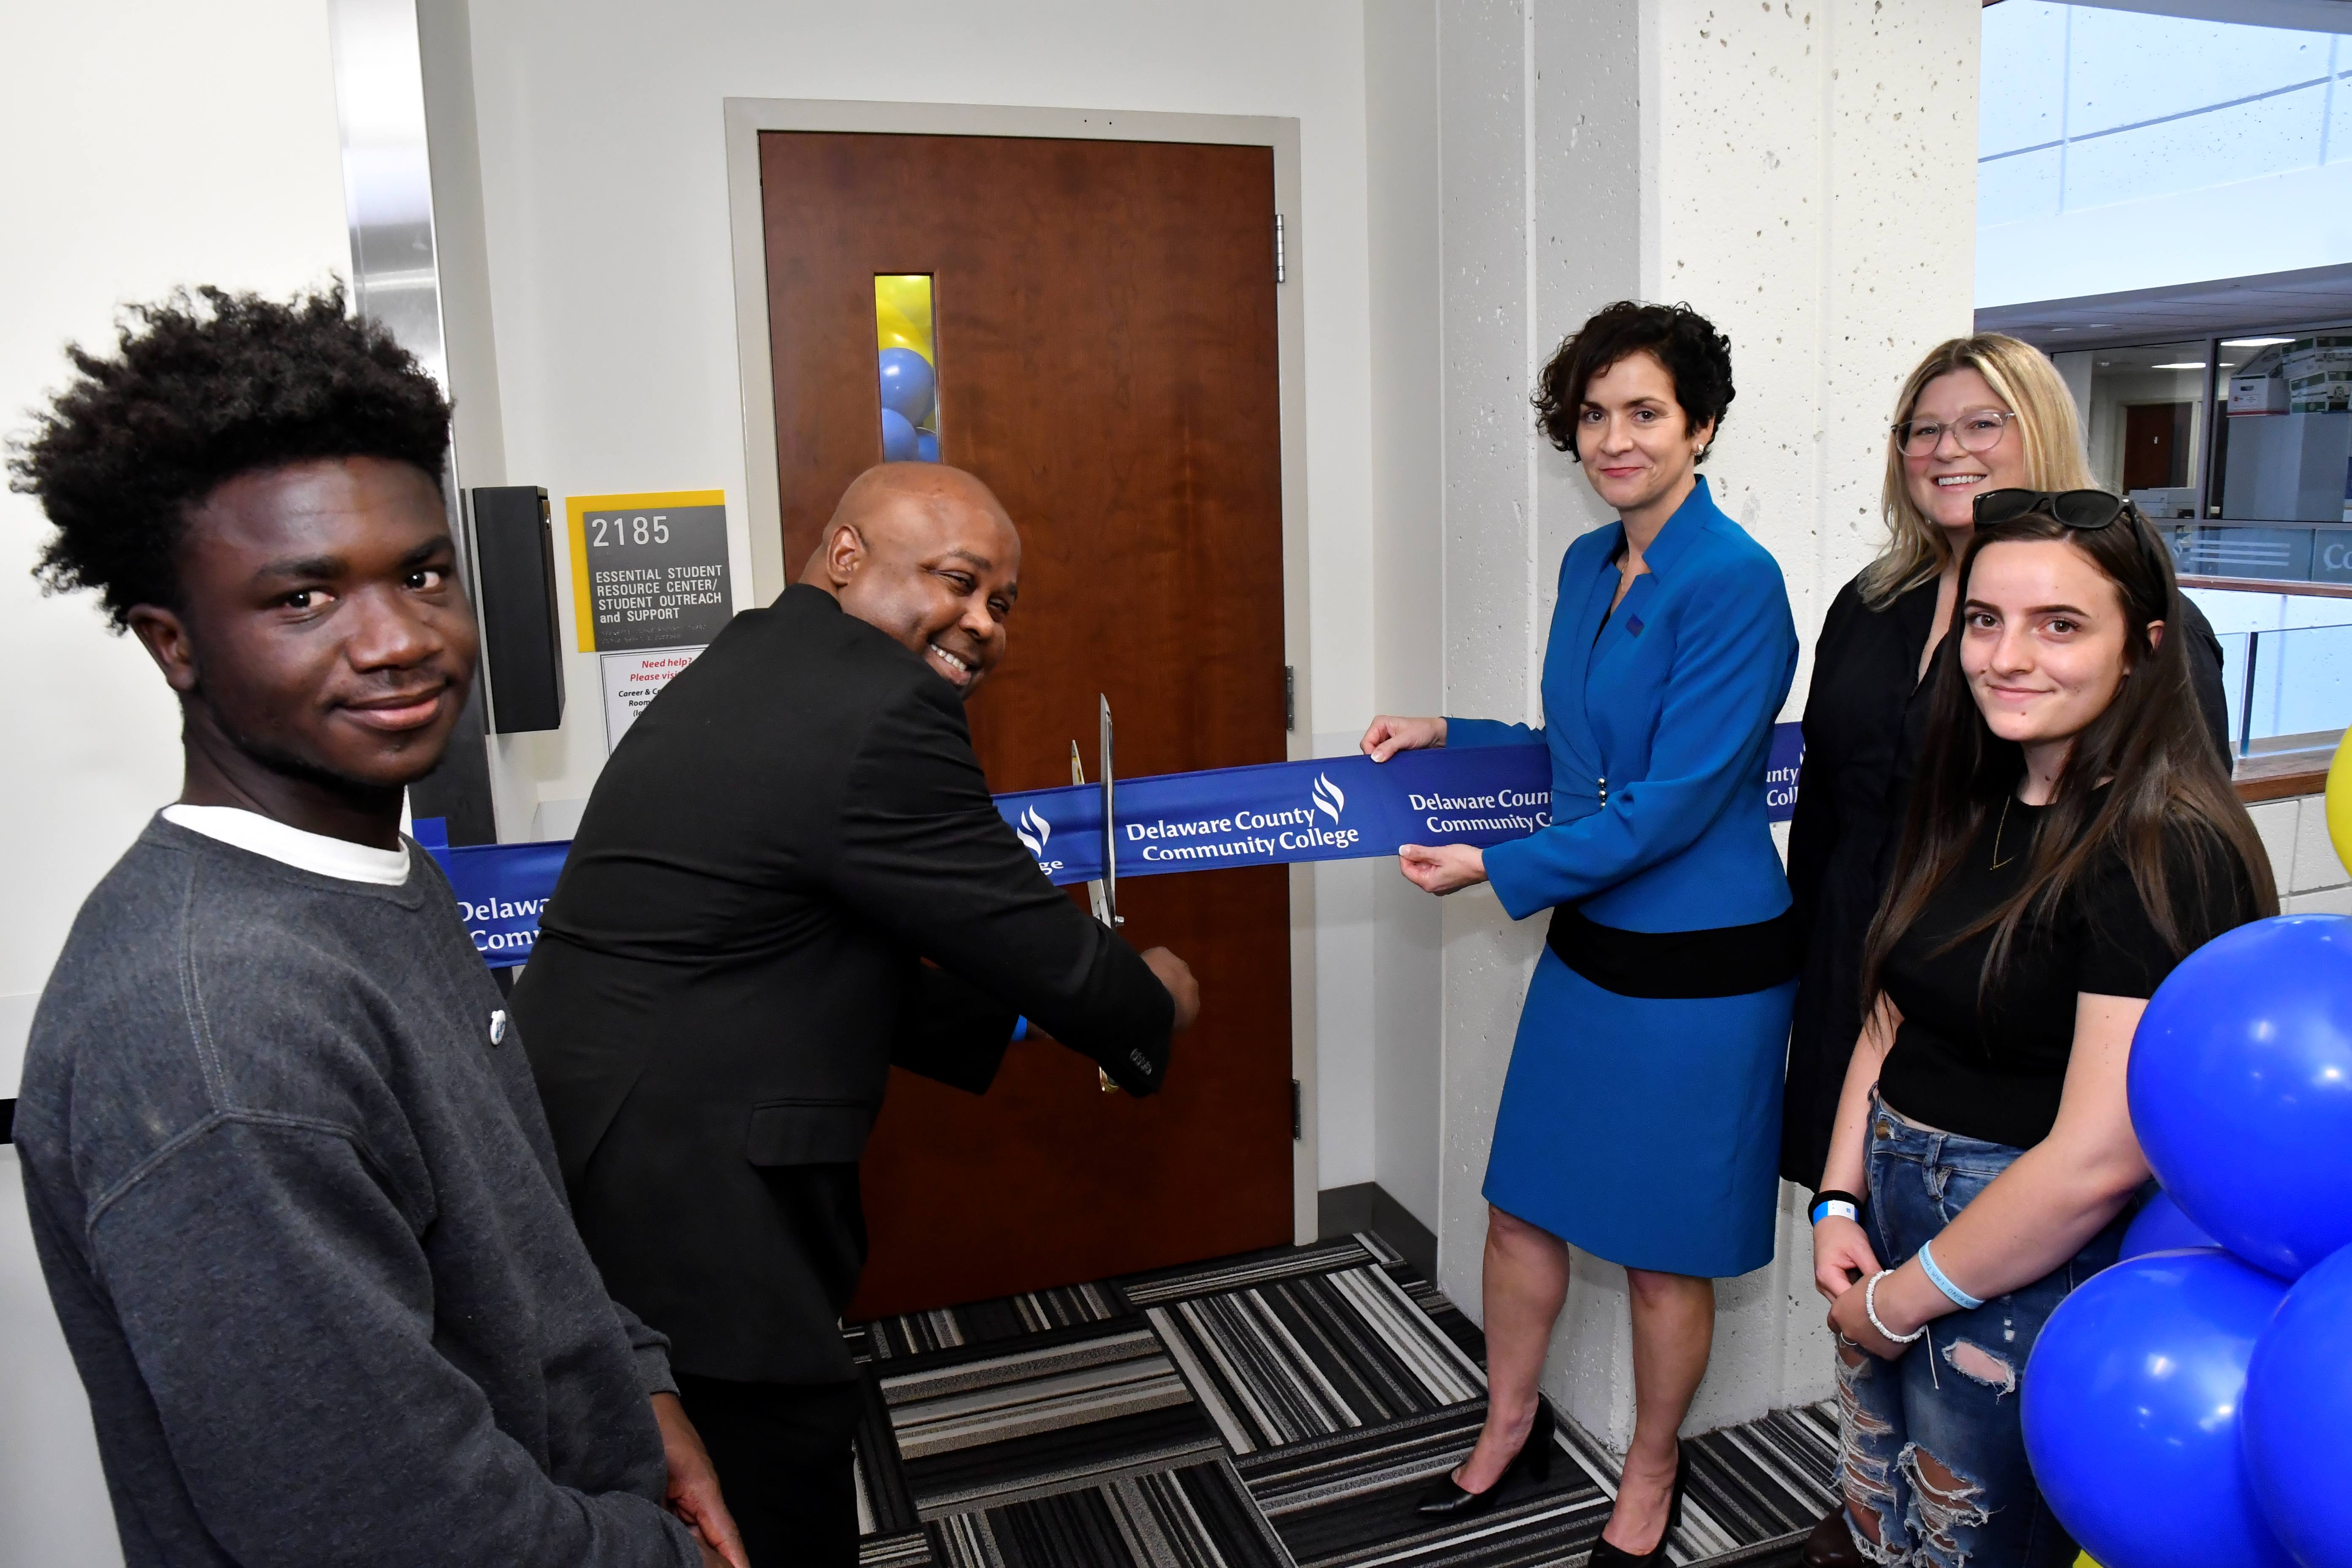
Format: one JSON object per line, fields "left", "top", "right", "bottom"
{"left": 1878, "top": 797, "right": 2254, "bottom": 1148}
{"left": 1779, "top": 572, "right": 2235, "bottom": 1188}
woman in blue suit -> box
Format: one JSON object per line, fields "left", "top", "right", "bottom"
{"left": 1363, "top": 302, "right": 1797, "bottom": 1565}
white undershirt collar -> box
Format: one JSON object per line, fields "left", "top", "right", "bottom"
{"left": 161, "top": 804, "right": 412, "bottom": 887}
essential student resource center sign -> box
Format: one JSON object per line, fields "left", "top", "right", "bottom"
{"left": 566, "top": 490, "right": 731, "bottom": 750}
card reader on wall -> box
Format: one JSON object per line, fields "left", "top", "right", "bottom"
{"left": 470, "top": 485, "right": 566, "bottom": 733}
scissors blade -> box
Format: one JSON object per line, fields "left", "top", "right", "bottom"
{"left": 1100, "top": 695, "right": 1119, "bottom": 926}
{"left": 1071, "top": 741, "right": 1112, "bottom": 927}
{"left": 1073, "top": 739, "right": 1118, "bottom": 1092}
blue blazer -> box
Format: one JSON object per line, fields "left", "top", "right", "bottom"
{"left": 1448, "top": 476, "right": 1799, "bottom": 934}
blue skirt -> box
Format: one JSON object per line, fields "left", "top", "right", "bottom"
{"left": 1482, "top": 949, "right": 1794, "bottom": 1277}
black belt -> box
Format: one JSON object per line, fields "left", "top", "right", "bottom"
{"left": 1545, "top": 902, "right": 1801, "bottom": 999}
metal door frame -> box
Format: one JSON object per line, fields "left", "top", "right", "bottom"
{"left": 721, "top": 98, "right": 1320, "bottom": 1244}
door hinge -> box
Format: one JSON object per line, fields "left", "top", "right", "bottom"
{"left": 1284, "top": 665, "right": 1296, "bottom": 732}
{"left": 1290, "top": 1079, "right": 1303, "bottom": 1141}
{"left": 1274, "top": 213, "right": 1287, "bottom": 283}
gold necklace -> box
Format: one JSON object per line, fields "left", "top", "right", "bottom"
{"left": 1991, "top": 795, "right": 2018, "bottom": 870}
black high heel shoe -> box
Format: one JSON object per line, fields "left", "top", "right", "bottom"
{"left": 1587, "top": 1440, "right": 1689, "bottom": 1565}
{"left": 1415, "top": 1402, "right": 1556, "bottom": 1518}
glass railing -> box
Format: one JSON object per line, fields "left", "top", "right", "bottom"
{"left": 2216, "top": 621, "right": 2352, "bottom": 765}
{"left": 2168, "top": 524, "right": 2352, "bottom": 586}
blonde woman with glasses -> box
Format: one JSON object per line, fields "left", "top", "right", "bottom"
{"left": 1779, "top": 335, "right": 2231, "bottom": 1566}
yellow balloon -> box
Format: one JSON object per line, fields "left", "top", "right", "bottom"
{"left": 2074, "top": 1554, "right": 2102, "bottom": 1568}
{"left": 874, "top": 304, "right": 933, "bottom": 362}
{"left": 875, "top": 272, "right": 932, "bottom": 321}
{"left": 2326, "top": 726, "right": 2352, "bottom": 880}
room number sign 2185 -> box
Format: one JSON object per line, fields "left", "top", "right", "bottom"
{"left": 587, "top": 514, "right": 672, "bottom": 547}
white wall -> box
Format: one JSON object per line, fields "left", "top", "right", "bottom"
{"left": 0, "top": 6, "right": 352, "bottom": 1560}
{"left": 1427, "top": 0, "right": 1983, "bottom": 1450}
{"left": 1362, "top": 0, "right": 1447, "bottom": 1230}
{"left": 2247, "top": 793, "right": 2352, "bottom": 913}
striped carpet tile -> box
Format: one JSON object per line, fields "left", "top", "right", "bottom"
{"left": 1241, "top": 1402, "right": 1612, "bottom": 1568}
{"left": 857, "top": 1366, "right": 923, "bottom": 1537}
{"left": 860, "top": 1281, "right": 1130, "bottom": 1361}
{"left": 1120, "top": 1236, "right": 1383, "bottom": 1307}
{"left": 1683, "top": 1404, "right": 1838, "bottom": 1554}
{"left": 876, "top": 1321, "right": 1222, "bottom": 1518}
{"left": 1556, "top": 1402, "right": 1838, "bottom": 1565}
{"left": 928, "top": 1459, "right": 1289, "bottom": 1568}
{"left": 858, "top": 1532, "right": 937, "bottom": 1568}
{"left": 848, "top": 1234, "right": 1843, "bottom": 1568}
{"left": 1396, "top": 1276, "right": 1486, "bottom": 1366}
{"left": 1149, "top": 1266, "right": 1486, "bottom": 1454}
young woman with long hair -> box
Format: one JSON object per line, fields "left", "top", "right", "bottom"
{"left": 1808, "top": 491, "right": 2273, "bottom": 1566}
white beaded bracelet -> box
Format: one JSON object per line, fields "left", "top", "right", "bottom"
{"left": 1865, "top": 1270, "right": 1927, "bottom": 1345}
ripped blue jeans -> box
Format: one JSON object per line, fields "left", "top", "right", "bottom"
{"left": 1834, "top": 1100, "right": 2124, "bottom": 1567}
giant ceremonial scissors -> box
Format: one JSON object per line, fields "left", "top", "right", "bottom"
{"left": 1073, "top": 695, "right": 1121, "bottom": 1090}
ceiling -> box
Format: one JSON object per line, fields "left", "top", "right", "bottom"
{"left": 2002, "top": 0, "right": 2352, "bottom": 33}
{"left": 1975, "top": 261, "right": 2352, "bottom": 352}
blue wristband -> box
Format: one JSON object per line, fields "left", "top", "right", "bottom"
{"left": 1810, "top": 1189, "right": 1863, "bottom": 1227}
{"left": 1917, "top": 1238, "right": 1985, "bottom": 1311}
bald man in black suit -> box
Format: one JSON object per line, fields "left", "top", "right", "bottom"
{"left": 514, "top": 464, "right": 1196, "bottom": 1567}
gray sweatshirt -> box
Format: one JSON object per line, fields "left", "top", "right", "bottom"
{"left": 14, "top": 817, "right": 699, "bottom": 1567}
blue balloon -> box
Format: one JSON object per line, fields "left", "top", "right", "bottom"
{"left": 915, "top": 430, "right": 939, "bottom": 463}
{"left": 2023, "top": 1249, "right": 2293, "bottom": 1568}
{"left": 2128, "top": 914, "right": 2352, "bottom": 1279}
{"left": 2121, "top": 1188, "right": 2219, "bottom": 1263}
{"left": 2245, "top": 1242, "right": 2352, "bottom": 1568}
{"left": 880, "top": 407, "right": 920, "bottom": 462}
{"left": 877, "top": 348, "right": 935, "bottom": 425}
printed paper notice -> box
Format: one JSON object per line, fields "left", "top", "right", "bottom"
{"left": 601, "top": 647, "right": 702, "bottom": 752}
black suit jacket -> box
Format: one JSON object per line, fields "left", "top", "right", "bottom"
{"left": 514, "top": 585, "right": 1173, "bottom": 1383}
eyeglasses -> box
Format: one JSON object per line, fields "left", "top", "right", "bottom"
{"left": 1892, "top": 407, "right": 2020, "bottom": 457}
{"left": 1971, "top": 488, "right": 2137, "bottom": 530}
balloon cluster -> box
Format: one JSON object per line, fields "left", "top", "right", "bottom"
{"left": 876, "top": 274, "right": 940, "bottom": 463}
{"left": 2023, "top": 907, "right": 2352, "bottom": 1568}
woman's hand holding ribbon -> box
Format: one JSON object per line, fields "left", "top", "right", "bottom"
{"left": 1398, "top": 842, "right": 1487, "bottom": 895}
{"left": 1360, "top": 714, "right": 1446, "bottom": 762}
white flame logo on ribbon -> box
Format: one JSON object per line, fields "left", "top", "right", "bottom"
{"left": 1311, "top": 773, "right": 1346, "bottom": 822}
{"left": 1015, "top": 806, "right": 1051, "bottom": 858}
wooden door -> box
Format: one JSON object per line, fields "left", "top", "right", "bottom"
{"left": 757, "top": 131, "right": 1293, "bottom": 1317}
{"left": 2124, "top": 401, "right": 2192, "bottom": 491}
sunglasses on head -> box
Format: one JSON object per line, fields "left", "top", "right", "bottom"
{"left": 1971, "top": 488, "right": 2137, "bottom": 530}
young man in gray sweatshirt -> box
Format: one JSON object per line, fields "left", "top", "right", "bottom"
{"left": 8, "top": 288, "right": 743, "bottom": 1568}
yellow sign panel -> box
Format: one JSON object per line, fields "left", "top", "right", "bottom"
{"left": 564, "top": 490, "right": 731, "bottom": 653}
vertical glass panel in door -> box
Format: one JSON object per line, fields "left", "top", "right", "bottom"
{"left": 875, "top": 274, "right": 939, "bottom": 462}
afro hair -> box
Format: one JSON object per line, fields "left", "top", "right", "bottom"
{"left": 7, "top": 284, "right": 451, "bottom": 631}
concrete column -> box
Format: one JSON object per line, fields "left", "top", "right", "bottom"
{"left": 1364, "top": 0, "right": 1449, "bottom": 1235}
{"left": 1428, "top": 0, "right": 1979, "bottom": 1447}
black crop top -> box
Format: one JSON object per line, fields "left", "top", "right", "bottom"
{"left": 1876, "top": 792, "right": 2254, "bottom": 1149}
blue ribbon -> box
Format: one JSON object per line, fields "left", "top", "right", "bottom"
{"left": 996, "top": 745, "right": 1550, "bottom": 886}
{"left": 424, "top": 722, "right": 1803, "bottom": 964}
